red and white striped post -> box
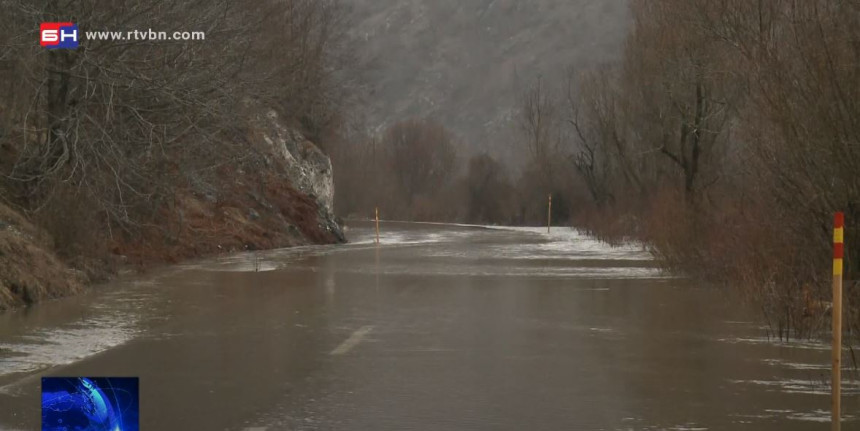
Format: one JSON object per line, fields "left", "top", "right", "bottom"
{"left": 832, "top": 211, "right": 845, "bottom": 431}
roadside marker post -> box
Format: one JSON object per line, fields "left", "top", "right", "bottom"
{"left": 375, "top": 207, "right": 380, "bottom": 245}
{"left": 547, "top": 194, "right": 552, "bottom": 234}
{"left": 832, "top": 211, "right": 845, "bottom": 431}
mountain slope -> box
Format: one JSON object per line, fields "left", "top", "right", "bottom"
{"left": 343, "top": 0, "right": 631, "bottom": 160}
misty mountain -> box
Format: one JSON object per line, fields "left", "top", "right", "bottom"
{"left": 342, "top": 0, "right": 631, "bottom": 161}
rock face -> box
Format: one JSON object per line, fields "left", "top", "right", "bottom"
{"left": 257, "top": 110, "right": 344, "bottom": 242}
{"left": 260, "top": 110, "right": 335, "bottom": 213}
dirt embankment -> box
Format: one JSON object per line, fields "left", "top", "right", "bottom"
{"left": 111, "top": 168, "right": 343, "bottom": 265}
{"left": 0, "top": 202, "right": 83, "bottom": 309}
{"left": 0, "top": 180, "right": 342, "bottom": 310}
{"left": 0, "top": 177, "right": 341, "bottom": 310}
{"left": 0, "top": 114, "right": 345, "bottom": 310}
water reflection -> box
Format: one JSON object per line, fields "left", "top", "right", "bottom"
{"left": 0, "top": 221, "right": 856, "bottom": 430}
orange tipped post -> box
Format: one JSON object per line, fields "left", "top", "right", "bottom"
{"left": 832, "top": 211, "right": 845, "bottom": 431}
{"left": 375, "top": 207, "right": 380, "bottom": 245}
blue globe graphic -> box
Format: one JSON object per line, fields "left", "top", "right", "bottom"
{"left": 42, "top": 378, "right": 121, "bottom": 431}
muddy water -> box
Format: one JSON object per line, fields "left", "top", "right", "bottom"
{"left": 0, "top": 221, "right": 857, "bottom": 430}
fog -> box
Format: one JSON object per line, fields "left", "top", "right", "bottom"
{"left": 342, "top": 0, "right": 631, "bottom": 163}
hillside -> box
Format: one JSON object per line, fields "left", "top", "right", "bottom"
{"left": 342, "top": 0, "right": 631, "bottom": 160}
{"left": 0, "top": 1, "right": 348, "bottom": 309}
{"left": 0, "top": 111, "right": 344, "bottom": 310}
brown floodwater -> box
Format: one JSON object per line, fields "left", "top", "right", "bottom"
{"left": 0, "top": 221, "right": 857, "bottom": 430}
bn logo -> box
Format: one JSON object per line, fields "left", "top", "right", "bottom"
{"left": 40, "top": 22, "right": 78, "bottom": 49}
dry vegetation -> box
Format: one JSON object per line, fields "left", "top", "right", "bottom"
{"left": 559, "top": 0, "right": 860, "bottom": 340}
{"left": 333, "top": 113, "right": 577, "bottom": 226}
{"left": 0, "top": 201, "right": 83, "bottom": 308}
{"left": 333, "top": 118, "right": 461, "bottom": 221}
{"left": 0, "top": 0, "right": 348, "bottom": 307}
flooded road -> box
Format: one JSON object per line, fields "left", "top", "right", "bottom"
{"left": 0, "top": 221, "right": 857, "bottom": 430}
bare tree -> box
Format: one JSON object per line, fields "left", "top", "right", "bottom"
{"left": 519, "top": 76, "right": 559, "bottom": 164}
{"left": 566, "top": 70, "right": 613, "bottom": 206}
{"left": 0, "top": 0, "right": 347, "bottom": 254}
{"left": 384, "top": 118, "right": 457, "bottom": 200}
{"left": 465, "top": 154, "right": 513, "bottom": 224}
{"left": 565, "top": 0, "right": 860, "bottom": 338}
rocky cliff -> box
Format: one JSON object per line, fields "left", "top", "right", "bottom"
{"left": 255, "top": 109, "right": 344, "bottom": 242}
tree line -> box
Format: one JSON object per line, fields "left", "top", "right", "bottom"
{"left": 561, "top": 0, "right": 858, "bottom": 340}
{"left": 331, "top": 115, "right": 578, "bottom": 226}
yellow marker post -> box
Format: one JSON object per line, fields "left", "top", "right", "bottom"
{"left": 832, "top": 211, "right": 845, "bottom": 431}
{"left": 375, "top": 207, "right": 380, "bottom": 245}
